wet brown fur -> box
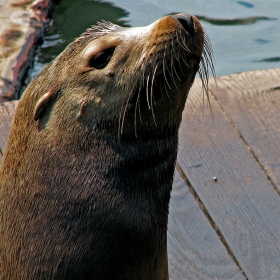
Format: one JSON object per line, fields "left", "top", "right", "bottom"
{"left": 0, "top": 14, "right": 214, "bottom": 279}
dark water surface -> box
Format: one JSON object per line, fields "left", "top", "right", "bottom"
{"left": 32, "top": 0, "right": 280, "bottom": 78}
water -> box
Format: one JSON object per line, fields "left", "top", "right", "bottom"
{"left": 32, "top": 0, "right": 280, "bottom": 79}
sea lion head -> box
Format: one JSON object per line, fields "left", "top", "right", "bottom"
{"left": 31, "top": 13, "right": 214, "bottom": 140}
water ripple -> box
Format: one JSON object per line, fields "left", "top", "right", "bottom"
{"left": 237, "top": 1, "right": 254, "bottom": 8}
{"left": 254, "top": 57, "right": 280, "bottom": 63}
{"left": 195, "top": 15, "right": 276, "bottom": 26}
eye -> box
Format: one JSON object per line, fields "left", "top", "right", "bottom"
{"left": 89, "top": 48, "right": 115, "bottom": 69}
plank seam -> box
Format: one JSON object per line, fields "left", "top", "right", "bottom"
{"left": 175, "top": 163, "right": 249, "bottom": 280}
{"left": 210, "top": 88, "right": 280, "bottom": 197}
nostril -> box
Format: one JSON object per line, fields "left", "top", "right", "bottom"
{"left": 173, "top": 14, "right": 195, "bottom": 37}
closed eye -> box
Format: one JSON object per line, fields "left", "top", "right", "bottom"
{"left": 88, "top": 48, "right": 115, "bottom": 69}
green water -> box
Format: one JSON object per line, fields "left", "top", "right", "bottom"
{"left": 32, "top": 0, "right": 280, "bottom": 78}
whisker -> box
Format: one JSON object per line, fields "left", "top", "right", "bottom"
{"left": 171, "top": 36, "right": 182, "bottom": 82}
{"left": 178, "top": 31, "right": 191, "bottom": 52}
{"left": 203, "top": 33, "right": 216, "bottom": 78}
{"left": 163, "top": 40, "right": 181, "bottom": 94}
{"left": 164, "top": 82, "right": 172, "bottom": 103}
{"left": 150, "top": 52, "right": 160, "bottom": 106}
{"left": 134, "top": 85, "right": 142, "bottom": 138}
{"left": 163, "top": 47, "right": 172, "bottom": 91}
{"left": 170, "top": 59, "right": 181, "bottom": 94}
{"left": 119, "top": 89, "right": 132, "bottom": 135}
{"left": 146, "top": 74, "right": 151, "bottom": 110}
{"left": 174, "top": 31, "right": 186, "bottom": 76}
{"left": 172, "top": 32, "right": 180, "bottom": 61}
{"left": 150, "top": 63, "right": 158, "bottom": 126}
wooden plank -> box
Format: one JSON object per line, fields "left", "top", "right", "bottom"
{"left": 0, "top": 101, "right": 18, "bottom": 162}
{"left": 168, "top": 170, "right": 245, "bottom": 280}
{"left": 177, "top": 79, "right": 280, "bottom": 280}
{"left": 209, "top": 69, "right": 280, "bottom": 192}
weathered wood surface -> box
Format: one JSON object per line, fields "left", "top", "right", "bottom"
{"left": 1, "top": 68, "right": 280, "bottom": 279}
{"left": 175, "top": 68, "right": 280, "bottom": 279}
{"left": 168, "top": 170, "right": 244, "bottom": 280}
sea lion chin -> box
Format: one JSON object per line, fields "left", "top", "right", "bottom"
{"left": 0, "top": 13, "right": 214, "bottom": 280}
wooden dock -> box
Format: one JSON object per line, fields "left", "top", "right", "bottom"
{"left": 1, "top": 68, "right": 280, "bottom": 279}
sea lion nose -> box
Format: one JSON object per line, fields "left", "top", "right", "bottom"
{"left": 173, "top": 14, "right": 195, "bottom": 36}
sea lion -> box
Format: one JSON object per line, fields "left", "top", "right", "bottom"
{"left": 0, "top": 13, "right": 214, "bottom": 279}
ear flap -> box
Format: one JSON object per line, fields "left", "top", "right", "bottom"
{"left": 34, "top": 90, "right": 59, "bottom": 121}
